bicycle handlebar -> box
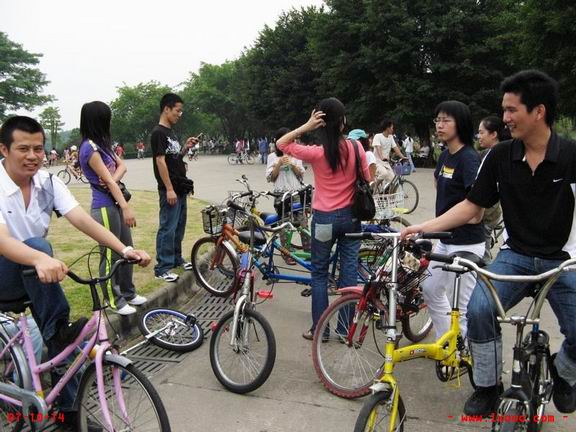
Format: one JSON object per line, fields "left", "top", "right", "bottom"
{"left": 23, "top": 259, "right": 135, "bottom": 285}
{"left": 345, "top": 231, "right": 452, "bottom": 241}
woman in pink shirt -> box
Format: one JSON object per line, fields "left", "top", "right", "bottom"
{"left": 277, "top": 98, "right": 371, "bottom": 339}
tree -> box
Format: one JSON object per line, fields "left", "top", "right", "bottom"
{"left": 64, "top": 128, "right": 81, "bottom": 150}
{"left": 0, "top": 32, "right": 52, "bottom": 120}
{"left": 181, "top": 62, "right": 251, "bottom": 142}
{"left": 39, "top": 106, "right": 64, "bottom": 149}
{"left": 241, "top": 7, "right": 324, "bottom": 132}
{"left": 310, "top": 0, "right": 514, "bottom": 144}
{"left": 110, "top": 81, "right": 172, "bottom": 145}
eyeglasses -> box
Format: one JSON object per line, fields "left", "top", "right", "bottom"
{"left": 433, "top": 117, "right": 454, "bottom": 125}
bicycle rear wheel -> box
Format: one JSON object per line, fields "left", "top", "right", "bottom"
{"left": 354, "top": 391, "right": 406, "bottom": 432}
{"left": 400, "top": 288, "right": 433, "bottom": 342}
{"left": 56, "top": 169, "right": 71, "bottom": 185}
{"left": 0, "top": 332, "right": 26, "bottom": 431}
{"left": 394, "top": 179, "right": 419, "bottom": 214}
{"left": 138, "top": 308, "right": 204, "bottom": 352}
{"left": 312, "top": 293, "right": 387, "bottom": 399}
{"left": 227, "top": 154, "right": 237, "bottom": 165}
{"left": 210, "top": 308, "right": 276, "bottom": 394}
{"left": 191, "top": 237, "right": 238, "bottom": 297}
{"left": 77, "top": 360, "right": 171, "bottom": 431}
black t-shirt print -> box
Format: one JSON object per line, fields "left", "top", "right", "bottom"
{"left": 150, "top": 124, "right": 187, "bottom": 190}
{"left": 434, "top": 145, "right": 484, "bottom": 245}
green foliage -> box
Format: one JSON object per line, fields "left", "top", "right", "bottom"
{"left": 181, "top": 62, "right": 251, "bottom": 141}
{"left": 0, "top": 32, "right": 52, "bottom": 120}
{"left": 241, "top": 7, "right": 323, "bottom": 131}
{"left": 109, "top": 81, "right": 172, "bottom": 145}
{"left": 39, "top": 106, "right": 64, "bottom": 149}
{"left": 64, "top": 128, "right": 82, "bottom": 150}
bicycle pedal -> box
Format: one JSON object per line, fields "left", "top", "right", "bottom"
{"left": 301, "top": 288, "right": 312, "bottom": 297}
{"left": 257, "top": 290, "right": 273, "bottom": 299}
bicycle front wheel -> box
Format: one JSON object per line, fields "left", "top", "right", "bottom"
{"left": 77, "top": 360, "right": 171, "bottom": 431}
{"left": 400, "top": 288, "right": 433, "bottom": 342}
{"left": 139, "top": 308, "right": 204, "bottom": 352}
{"left": 79, "top": 174, "right": 89, "bottom": 184}
{"left": 210, "top": 308, "right": 276, "bottom": 394}
{"left": 395, "top": 179, "right": 419, "bottom": 214}
{"left": 0, "top": 332, "right": 26, "bottom": 431}
{"left": 56, "top": 169, "right": 71, "bottom": 185}
{"left": 354, "top": 391, "right": 406, "bottom": 432}
{"left": 245, "top": 154, "right": 255, "bottom": 165}
{"left": 493, "top": 399, "right": 532, "bottom": 432}
{"left": 191, "top": 237, "right": 238, "bottom": 297}
{"left": 312, "top": 293, "right": 387, "bottom": 399}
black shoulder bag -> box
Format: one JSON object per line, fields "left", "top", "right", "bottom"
{"left": 351, "top": 140, "right": 376, "bottom": 221}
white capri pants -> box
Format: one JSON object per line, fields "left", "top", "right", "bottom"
{"left": 421, "top": 241, "right": 485, "bottom": 340}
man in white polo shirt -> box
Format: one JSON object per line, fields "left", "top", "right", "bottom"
{"left": 372, "top": 117, "right": 406, "bottom": 182}
{"left": 0, "top": 116, "right": 151, "bottom": 418}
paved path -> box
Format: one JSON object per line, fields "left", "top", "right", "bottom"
{"left": 54, "top": 156, "right": 574, "bottom": 431}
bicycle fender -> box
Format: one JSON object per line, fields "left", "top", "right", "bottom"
{"left": 337, "top": 286, "right": 363, "bottom": 296}
{"left": 222, "top": 239, "right": 239, "bottom": 263}
{"left": 104, "top": 353, "right": 132, "bottom": 368}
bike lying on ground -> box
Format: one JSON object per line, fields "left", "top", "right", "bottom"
{"left": 351, "top": 232, "right": 477, "bottom": 432}
{"left": 0, "top": 259, "right": 170, "bottom": 431}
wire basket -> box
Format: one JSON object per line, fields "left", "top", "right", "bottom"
{"left": 227, "top": 191, "right": 251, "bottom": 228}
{"left": 397, "top": 252, "right": 430, "bottom": 295}
{"left": 201, "top": 205, "right": 226, "bottom": 235}
{"left": 374, "top": 192, "right": 405, "bottom": 220}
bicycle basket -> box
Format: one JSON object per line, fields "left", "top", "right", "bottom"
{"left": 397, "top": 252, "right": 430, "bottom": 295}
{"left": 393, "top": 161, "right": 412, "bottom": 176}
{"left": 374, "top": 192, "right": 405, "bottom": 220}
{"left": 201, "top": 205, "right": 226, "bottom": 235}
{"left": 227, "top": 191, "right": 251, "bottom": 228}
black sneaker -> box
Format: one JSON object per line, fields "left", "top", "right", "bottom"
{"left": 463, "top": 383, "right": 503, "bottom": 417}
{"left": 550, "top": 353, "right": 576, "bottom": 413}
{"left": 52, "top": 317, "right": 88, "bottom": 349}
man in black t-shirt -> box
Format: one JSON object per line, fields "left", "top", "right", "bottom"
{"left": 151, "top": 93, "right": 198, "bottom": 282}
{"left": 403, "top": 71, "right": 576, "bottom": 417}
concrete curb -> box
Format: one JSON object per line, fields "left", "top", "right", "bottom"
{"left": 108, "top": 270, "right": 202, "bottom": 340}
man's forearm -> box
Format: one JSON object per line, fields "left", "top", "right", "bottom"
{"left": 0, "top": 236, "right": 50, "bottom": 266}
{"left": 420, "top": 200, "right": 483, "bottom": 232}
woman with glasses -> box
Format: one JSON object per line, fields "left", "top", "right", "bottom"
{"left": 423, "top": 101, "right": 485, "bottom": 340}
{"left": 276, "top": 98, "right": 371, "bottom": 340}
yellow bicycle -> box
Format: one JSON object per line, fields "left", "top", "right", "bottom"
{"left": 351, "top": 231, "right": 477, "bottom": 432}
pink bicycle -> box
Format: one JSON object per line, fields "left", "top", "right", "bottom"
{"left": 0, "top": 259, "right": 170, "bottom": 431}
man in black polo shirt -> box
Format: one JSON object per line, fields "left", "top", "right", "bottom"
{"left": 403, "top": 70, "right": 576, "bottom": 416}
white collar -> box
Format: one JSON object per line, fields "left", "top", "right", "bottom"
{"left": 0, "top": 160, "right": 43, "bottom": 196}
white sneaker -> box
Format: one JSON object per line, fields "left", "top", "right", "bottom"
{"left": 181, "top": 262, "right": 193, "bottom": 271}
{"left": 155, "top": 272, "right": 179, "bottom": 282}
{"left": 128, "top": 295, "right": 147, "bottom": 306}
{"left": 115, "top": 304, "right": 137, "bottom": 316}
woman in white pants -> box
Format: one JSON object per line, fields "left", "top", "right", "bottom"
{"left": 422, "top": 101, "right": 485, "bottom": 339}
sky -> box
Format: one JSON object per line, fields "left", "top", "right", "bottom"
{"left": 2, "top": 0, "right": 325, "bottom": 129}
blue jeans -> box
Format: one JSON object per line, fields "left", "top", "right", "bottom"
{"left": 310, "top": 207, "right": 360, "bottom": 330}
{"left": 406, "top": 151, "right": 415, "bottom": 172}
{"left": 467, "top": 249, "right": 576, "bottom": 387}
{"left": 155, "top": 190, "right": 188, "bottom": 276}
{"left": 0, "top": 237, "right": 77, "bottom": 409}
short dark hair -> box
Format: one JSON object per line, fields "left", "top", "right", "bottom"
{"left": 0, "top": 116, "right": 45, "bottom": 149}
{"left": 380, "top": 117, "right": 394, "bottom": 131}
{"left": 160, "top": 93, "right": 184, "bottom": 113}
{"left": 480, "top": 115, "right": 511, "bottom": 142}
{"left": 274, "top": 127, "right": 291, "bottom": 156}
{"left": 500, "top": 70, "right": 558, "bottom": 126}
{"left": 80, "top": 101, "right": 113, "bottom": 152}
{"left": 434, "top": 100, "right": 474, "bottom": 146}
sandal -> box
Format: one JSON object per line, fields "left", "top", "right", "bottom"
{"left": 300, "top": 288, "right": 312, "bottom": 297}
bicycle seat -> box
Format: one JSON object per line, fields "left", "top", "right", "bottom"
{"left": 238, "top": 230, "right": 267, "bottom": 246}
{"left": 450, "top": 251, "right": 487, "bottom": 268}
{"left": 0, "top": 295, "right": 32, "bottom": 313}
{"left": 260, "top": 212, "right": 279, "bottom": 225}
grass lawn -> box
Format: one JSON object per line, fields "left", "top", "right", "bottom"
{"left": 48, "top": 187, "right": 207, "bottom": 319}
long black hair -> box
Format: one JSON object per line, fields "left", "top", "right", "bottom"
{"left": 80, "top": 101, "right": 113, "bottom": 153}
{"left": 480, "top": 115, "right": 511, "bottom": 142}
{"left": 315, "top": 97, "right": 346, "bottom": 172}
{"left": 434, "top": 100, "right": 474, "bottom": 146}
